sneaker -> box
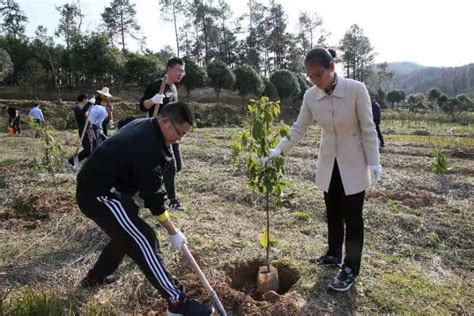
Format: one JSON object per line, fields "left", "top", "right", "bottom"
{"left": 80, "top": 274, "right": 119, "bottom": 288}
{"left": 309, "top": 255, "right": 342, "bottom": 267}
{"left": 66, "top": 161, "right": 75, "bottom": 172}
{"left": 169, "top": 200, "right": 185, "bottom": 211}
{"left": 167, "top": 296, "right": 214, "bottom": 316}
{"left": 328, "top": 266, "right": 357, "bottom": 292}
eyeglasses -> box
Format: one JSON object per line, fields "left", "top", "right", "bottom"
{"left": 169, "top": 119, "right": 185, "bottom": 137}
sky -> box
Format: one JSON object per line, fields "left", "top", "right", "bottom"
{"left": 17, "top": 0, "right": 474, "bottom": 68}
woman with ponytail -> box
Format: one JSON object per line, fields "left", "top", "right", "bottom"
{"left": 261, "top": 47, "right": 382, "bottom": 291}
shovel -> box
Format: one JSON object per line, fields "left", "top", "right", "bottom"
{"left": 151, "top": 74, "right": 169, "bottom": 118}
{"left": 181, "top": 244, "right": 227, "bottom": 316}
{"left": 72, "top": 107, "right": 93, "bottom": 170}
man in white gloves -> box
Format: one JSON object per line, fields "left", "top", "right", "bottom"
{"left": 140, "top": 57, "right": 187, "bottom": 212}
{"left": 262, "top": 47, "right": 382, "bottom": 292}
{"left": 76, "top": 102, "right": 213, "bottom": 315}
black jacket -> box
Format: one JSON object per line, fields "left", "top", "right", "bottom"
{"left": 77, "top": 118, "right": 173, "bottom": 215}
{"left": 139, "top": 79, "right": 178, "bottom": 117}
{"left": 74, "top": 102, "right": 92, "bottom": 137}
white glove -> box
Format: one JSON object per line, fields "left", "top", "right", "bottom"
{"left": 168, "top": 231, "right": 187, "bottom": 250}
{"left": 88, "top": 97, "right": 96, "bottom": 104}
{"left": 368, "top": 165, "right": 383, "bottom": 186}
{"left": 151, "top": 93, "right": 165, "bottom": 104}
{"left": 259, "top": 147, "right": 282, "bottom": 167}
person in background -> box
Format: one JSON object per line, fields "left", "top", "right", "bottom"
{"left": 66, "top": 94, "right": 94, "bottom": 169}
{"left": 29, "top": 104, "right": 45, "bottom": 138}
{"left": 29, "top": 104, "right": 44, "bottom": 125}
{"left": 88, "top": 88, "right": 111, "bottom": 152}
{"left": 262, "top": 48, "right": 382, "bottom": 292}
{"left": 140, "top": 57, "right": 186, "bottom": 212}
{"left": 102, "top": 102, "right": 115, "bottom": 136}
{"left": 7, "top": 106, "right": 21, "bottom": 134}
{"left": 371, "top": 96, "right": 385, "bottom": 149}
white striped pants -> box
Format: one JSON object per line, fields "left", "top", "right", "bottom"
{"left": 77, "top": 192, "right": 183, "bottom": 303}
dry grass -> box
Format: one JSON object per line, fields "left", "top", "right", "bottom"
{"left": 0, "top": 118, "right": 473, "bottom": 314}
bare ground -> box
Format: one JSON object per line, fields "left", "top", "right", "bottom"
{"left": 0, "top": 121, "right": 473, "bottom": 314}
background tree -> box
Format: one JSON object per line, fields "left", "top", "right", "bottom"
{"left": 269, "top": 69, "right": 299, "bottom": 100}
{"left": 180, "top": 56, "right": 207, "bottom": 97}
{"left": 234, "top": 64, "right": 264, "bottom": 98}
{"left": 264, "top": 0, "right": 289, "bottom": 72}
{"left": 262, "top": 77, "right": 279, "bottom": 100}
{"left": 55, "top": 2, "right": 83, "bottom": 86}
{"left": 0, "top": 0, "right": 27, "bottom": 39}
{"left": 297, "top": 11, "right": 327, "bottom": 54}
{"left": 0, "top": 47, "right": 12, "bottom": 81}
{"left": 123, "top": 53, "right": 163, "bottom": 86}
{"left": 70, "top": 32, "right": 125, "bottom": 85}
{"left": 0, "top": 35, "right": 31, "bottom": 84}
{"left": 340, "top": 24, "right": 375, "bottom": 82}
{"left": 437, "top": 93, "right": 448, "bottom": 108}
{"left": 241, "top": 0, "right": 267, "bottom": 72}
{"left": 386, "top": 89, "right": 405, "bottom": 108}
{"left": 427, "top": 87, "right": 441, "bottom": 109}
{"left": 294, "top": 73, "right": 309, "bottom": 100}
{"left": 55, "top": 2, "right": 83, "bottom": 49}
{"left": 33, "top": 25, "right": 63, "bottom": 99}
{"left": 206, "top": 59, "right": 235, "bottom": 101}
{"left": 159, "top": 0, "right": 187, "bottom": 57}
{"left": 101, "top": 0, "right": 141, "bottom": 52}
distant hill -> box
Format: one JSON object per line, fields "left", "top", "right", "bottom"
{"left": 387, "top": 62, "right": 474, "bottom": 97}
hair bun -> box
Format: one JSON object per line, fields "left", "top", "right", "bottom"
{"left": 327, "top": 48, "right": 337, "bottom": 58}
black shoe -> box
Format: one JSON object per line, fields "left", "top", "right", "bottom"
{"left": 328, "top": 266, "right": 357, "bottom": 292}
{"left": 169, "top": 199, "right": 185, "bottom": 211}
{"left": 167, "top": 296, "right": 214, "bottom": 316}
{"left": 309, "top": 255, "right": 342, "bottom": 267}
{"left": 80, "top": 274, "right": 119, "bottom": 288}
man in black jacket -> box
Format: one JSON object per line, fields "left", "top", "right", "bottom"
{"left": 76, "top": 102, "right": 213, "bottom": 315}
{"left": 67, "top": 94, "right": 93, "bottom": 169}
{"left": 140, "top": 57, "right": 186, "bottom": 212}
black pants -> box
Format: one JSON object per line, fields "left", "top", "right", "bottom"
{"left": 102, "top": 119, "right": 109, "bottom": 136}
{"left": 76, "top": 189, "right": 183, "bottom": 304}
{"left": 67, "top": 133, "right": 92, "bottom": 166}
{"left": 163, "top": 143, "right": 182, "bottom": 202}
{"left": 375, "top": 123, "right": 384, "bottom": 147}
{"left": 9, "top": 117, "right": 21, "bottom": 134}
{"left": 324, "top": 160, "right": 365, "bottom": 275}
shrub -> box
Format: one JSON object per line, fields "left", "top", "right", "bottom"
{"left": 181, "top": 56, "right": 207, "bottom": 97}
{"left": 234, "top": 64, "right": 264, "bottom": 97}
{"left": 206, "top": 60, "right": 235, "bottom": 100}
{"left": 270, "top": 69, "right": 300, "bottom": 100}
{"left": 262, "top": 77, "right": 279, "bottom": 101}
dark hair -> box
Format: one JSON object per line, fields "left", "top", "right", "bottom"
{"left": 159, "top": 102, "right": 195, "bottom": 126}
{"left": 166, "top": 57, "right": 184, "bottom": 68}
{"left": 304, "top": 48, "right": 337, "bottom": 69}
{"left": 77, "top": 94, "right": 88, "bottom": 102}
{"left": 95, "top": 93, "right": 109, "bottom": 105}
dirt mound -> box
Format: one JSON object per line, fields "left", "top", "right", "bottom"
{"left": 450, "top": 148, "right": 474, "bottom": 159}
{"left": 1, "top": 191, "right": 76, "bottom": 229}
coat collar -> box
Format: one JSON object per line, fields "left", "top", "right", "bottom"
{"left": 314, "top": 74, "right": 346, "bottom": 100}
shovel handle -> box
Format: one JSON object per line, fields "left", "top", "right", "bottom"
{"left": 152, "top": 74, "right": 169, "bottom": 118}
{"left": 181, "top": 244, "right": 227, "bottom": 316}
{"left": 75, "top": 105, "right": 93, "bottom": 155}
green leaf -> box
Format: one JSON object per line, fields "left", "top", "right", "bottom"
{"left": 259, "top": 229, "right": 269, "bottom": 249}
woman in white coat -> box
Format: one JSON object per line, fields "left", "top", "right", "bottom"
{"left": 263, "top": 48, "right": 382, "bottom": 291}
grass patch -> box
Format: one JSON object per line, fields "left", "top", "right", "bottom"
{"left": 366, "top": 268, "right": 465, "bottom": 313}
